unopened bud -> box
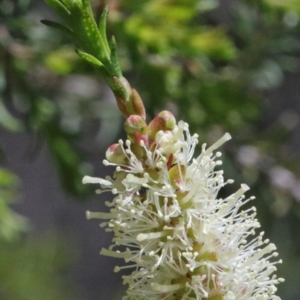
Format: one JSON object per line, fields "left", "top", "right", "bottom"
{"left": 112, "top": 76, "right": 132, "bottom": 117}
{"left": 131, "top": 89, "right": 146, "bottom": 120}
{"left": 147, "top": 111, "right": 176, "bottom": 141}
{"left": 124, "top": 115, "right": 147, "bottom": 135}
{"left": 105, "top": 144, "right": 127, "bottom": 165}
{"left": 157, "top": 111, "right": 176, "bottom": 130}
{"left": 111, "top": 77, "right": 146, "bottom": 119}
{"left": 124, "top": 115, "right": 148, "bottom": 145}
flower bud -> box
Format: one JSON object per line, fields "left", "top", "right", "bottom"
{"left": 124, "top": 115, "right": 147, "bottom": 135}
{"left": 157, "top": 110, "right": 176, "bottom": 130}
{"left": 124, "top": 115, "right": 148, "bottom": 145}
{"left": 112, "top": 76, "right": 132, "bottom": 117}
{"left": 111, "top": 77, "right": 146, "bottom": 119}
{"left": 131, "top": 89, "right": 146, "bottom": 120}
{"left": 105, "top": 143, "right": 127, "bottom": 165}
{"left": 147, "top": 110, "right": 176, "bottom": 141}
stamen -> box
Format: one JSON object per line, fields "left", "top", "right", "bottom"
{"left": 204, "top": 133, "right": 232, "bottom": 156}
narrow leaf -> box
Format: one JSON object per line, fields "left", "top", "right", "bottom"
{"left": 44, "top": 0, "right": 71, "bottom": 18}
{"left": 74, "top": 0, "right": 83, "bottom": 9}
{"left": 81, "top": 0, "right": 93, "bottom": 11}
{"left": 110, "top": 36, "right": 122, "bottom": 77}
{"left": 66, "top": 0, "right": 83, "bottom": 21}
{"left": 98, "top": 6, "right": 111, "bottom": 56}
{"left": 81, "top": 8, "right": 110, "bottom": 62}
{"left": 41, "top": 20, "right": 75, "bottom": 38}
{"left": 76, "top": 50, "right": 104, "bottom": 68}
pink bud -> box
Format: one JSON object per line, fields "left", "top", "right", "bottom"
{"left": 147, "top": 111, "right": 176, "bottom": 141}
{"left": 157, "top": 111, "right": 176, "bottom": 130}
{"left": 105, "top": 144, "right": 127, "bottom": 164}
{"left": 124, "top": 115, "right": 147, "bottom": 135}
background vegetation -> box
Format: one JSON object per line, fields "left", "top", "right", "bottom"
{"left": 1, "top": 0, "right": 300, "bottom": 299}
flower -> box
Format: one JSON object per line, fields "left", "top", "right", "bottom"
{"left": 84, "top": 111, "right": 284, "bottom": 300}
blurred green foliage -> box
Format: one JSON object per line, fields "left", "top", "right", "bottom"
{"left": 0, "top": 168, "right": 27, "bottom": 242}
{"left": 265, "top": 0, "right": 300, "bottom": 12}
{"left": 0, "top": 233, "right": 78, "bottom": 300}
{"left": 1, "top": 0, "right": 300, "bottom": 299}
{"left": 0, "top": 166, "right": 78, "bottom": 300}
{"left": 0, "top": 0, "right": 92, "bottom": 197}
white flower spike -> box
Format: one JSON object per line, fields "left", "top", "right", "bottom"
{"left": 84, "top": 111, "right": 284, "bottom": 300}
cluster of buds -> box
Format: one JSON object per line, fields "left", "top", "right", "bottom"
{"left": 84, "top": 110, "right": 284, "bottom": 300}
{"left": 106, "top": 110, "right": 175, "bottom": 167}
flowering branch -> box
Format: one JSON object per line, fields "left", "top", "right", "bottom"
{"left": 44, "top": 1, "right": 284, "bottom": 299}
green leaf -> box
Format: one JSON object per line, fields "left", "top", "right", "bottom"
{"left": 98, "top": 6, "right": 111, "bottom": 59}
{"left": 75, "top": 50, "right": 104, "bottom": 68}
{"left": 81, "top": 8, "right": 110, "bottom": 62}
{"left": 43, "top": 0, "right": 71, "bottom": 19}
{"left": 61, "top": 0, "right": 82, "bottom": 10}
{"left": 81, "top": 0, "right": 93, "bottom": 11}
{"left": 109, "top": 36, "right": 122, "bottom": 77}
{"left": 41, "top": 20, "right": 75, "bottom": 38}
